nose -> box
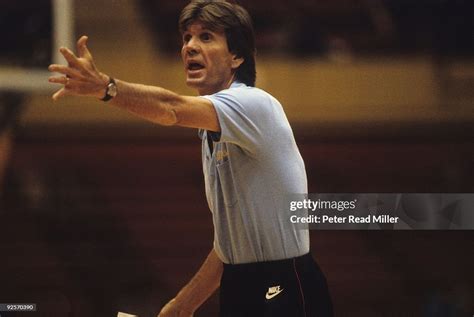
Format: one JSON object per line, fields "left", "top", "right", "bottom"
{"left": 184, "top": 37, "right": 200, "bottom": 56}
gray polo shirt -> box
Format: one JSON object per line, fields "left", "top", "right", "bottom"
{"left": 199, "top": 81, "right": 309, "bottom": 264}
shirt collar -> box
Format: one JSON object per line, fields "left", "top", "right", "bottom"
{"left": 230, "top": 80, "right": 245, "bottom": 89}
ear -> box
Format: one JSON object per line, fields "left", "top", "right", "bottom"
{"left": 231, "top": 55, "right": 244, "bottom": 70}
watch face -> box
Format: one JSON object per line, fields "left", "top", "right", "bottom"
{"left": 108, "top": 83, "right": 117, "bottom": 97}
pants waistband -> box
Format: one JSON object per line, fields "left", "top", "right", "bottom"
{"left": 223, "top": 252, "right": 312, "bottom": 272}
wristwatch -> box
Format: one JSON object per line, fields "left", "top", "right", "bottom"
{"left": 101, "top": 77, "right": 117, "bottom": 101}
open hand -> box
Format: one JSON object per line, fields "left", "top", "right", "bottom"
{"left": 48, "top": 35, "right": 109, "bottom": 101}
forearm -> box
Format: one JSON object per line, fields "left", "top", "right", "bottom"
{"left": 174, "top": 248, "right": 223, "bottom": 312}
{"left": 48, "top": 36, "right": 220, "bottom": 131}
{"left": 111, "top": 79, "right": 181, "bottom": 126}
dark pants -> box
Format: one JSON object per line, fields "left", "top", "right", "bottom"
{"left": 219, "top": 253, "right": 333, "bottom": 317}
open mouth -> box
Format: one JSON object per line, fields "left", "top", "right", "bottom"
{"left": 187, "top": 62, "right": 205, "bottom": 71}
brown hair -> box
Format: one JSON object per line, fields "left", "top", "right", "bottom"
{"left": 179, "top": 0, "right": 256, "bottom": 87}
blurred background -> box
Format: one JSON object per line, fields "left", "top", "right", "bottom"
{"left": 0, "top": 0, "right": 473, "bottom": 316}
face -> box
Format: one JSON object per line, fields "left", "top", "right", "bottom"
{"left": 181, "top": 22, "right": 243, "bottom": 95}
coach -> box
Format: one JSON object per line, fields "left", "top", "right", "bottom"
{"left": 48, "top": 1, "right": 333, "bottom": 316}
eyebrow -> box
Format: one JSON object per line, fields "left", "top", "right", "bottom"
{"left": 183, "top": 23, "right": 219, "bottom": 33}
{"left": 183, "top": 28, "right": 213, "bottom": 34}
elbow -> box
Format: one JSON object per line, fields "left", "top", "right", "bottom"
{"left": 158, "top": 107, "right": 179, "bottom": 126}
{"left": 155, "top": 94, "right": 187, "bottom": 127}
{"left": 160, "top": 96, "right": 186, "bottom": 127}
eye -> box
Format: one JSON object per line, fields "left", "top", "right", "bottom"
{"left": 183, "top": 34, "right": 191, "bottom": 44}
{"left": 200, "top": 32, "right": 212, "bottom": 41}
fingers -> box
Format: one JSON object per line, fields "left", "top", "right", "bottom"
{"left": 49, "top": 76, "right": 77, "bottom": 101}
{"left": 48, "top": 64, "right": 82, "bottom": 78}
{"left": 77, "top": 35, "right": 93, "bottom": 59}
{"left": 48, "top": 76, "right": 68, "bottom": 85}
{"left": 60, "top": 47, "right": 80, "bottom": 66}
{"left": 52, "top": 88, "right": 70, "bottom": 101}
{"left": 48, "top": 65, "right": 79, "bottom": 101}
{"left": 48, "top": 36, "right": 100, "bottom": 100}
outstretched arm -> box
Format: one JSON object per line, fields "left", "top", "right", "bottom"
{"left": 48, "top": 36, "right": 220, "bottom": 132}
{"left": 158, "top": 248, "right": 223, "bottom": 317}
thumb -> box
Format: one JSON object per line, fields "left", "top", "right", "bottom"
{"left": 77, "top": 35, "right": 93, "bottom": 59}
{"left": 52, "top": 87, "right": 70, "bottom": 101}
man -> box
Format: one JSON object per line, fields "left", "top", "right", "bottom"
{"left": 48, "top": 1, "right": 333, "bottom": 316}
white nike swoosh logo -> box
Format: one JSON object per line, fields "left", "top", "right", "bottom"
{"left": 265, "top": 288, "right": 284, "bottom": 300}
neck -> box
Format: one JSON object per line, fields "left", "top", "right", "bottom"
{"left": 198, "top": 74, "right": 236, "bottom": 96}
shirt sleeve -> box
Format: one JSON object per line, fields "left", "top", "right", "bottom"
{"left": 201, "top": 87, "right": 273, "bottom": 156}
